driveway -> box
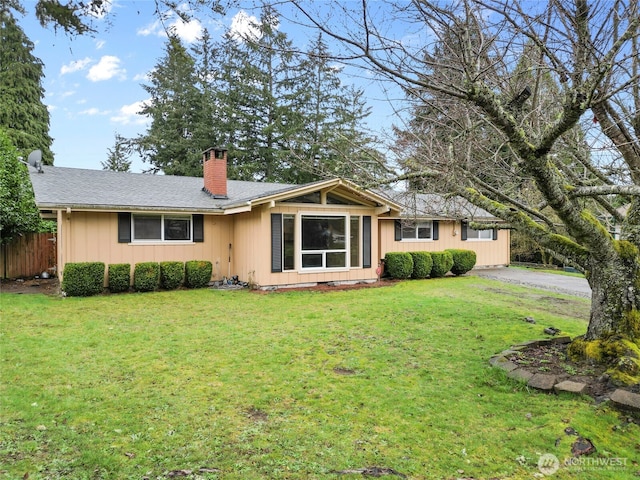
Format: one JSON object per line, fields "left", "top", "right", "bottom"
{"left": 471, "top": 267, "right": 591, "bottom": 298}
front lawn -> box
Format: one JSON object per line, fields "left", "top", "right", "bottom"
{"left": 1, "top": 277, "right": 637, "bottom": 479}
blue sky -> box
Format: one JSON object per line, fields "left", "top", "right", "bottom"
{"left": 18, "top": 1, "right": 402, "bottom": 173}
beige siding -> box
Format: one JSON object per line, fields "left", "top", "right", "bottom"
{"left": 55, "top": 207, "right": 509, "bottom": 289}
{"left": 378, "top": 219, "right": 510, "bottom": 267}
{"left": 58, "top": 211, "right": 232, "bottom": 284}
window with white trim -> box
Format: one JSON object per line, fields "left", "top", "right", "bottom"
{"left": 301, "top": 215, "right": 347, "bottom": 269}
{"left": 132, "top": 214, "right": 192, "bottom": 242}
{"left": 401, "top": 221, "right": 433, "bottom": 240}
{"left": 271, "top": 213, "right": 371, "bottom": 272}
{"left": 465, "top": 226, "right": 493, "bottom": 240}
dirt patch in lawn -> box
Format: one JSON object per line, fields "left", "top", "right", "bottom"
{"left": 1, "top": 277, "right": 60, "bottom": 295}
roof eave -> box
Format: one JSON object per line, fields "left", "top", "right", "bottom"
{"left": 35, "top": 203, "right": 226, "bottom": 214}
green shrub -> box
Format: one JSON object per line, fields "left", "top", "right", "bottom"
{"left": 160, "top": 261, "right": 184, "bottom": 290}
{"left": 185, "top": 260, "right": 213, "bottom": 288}
{"left": 384, "top": 252, "right": 413, "bottom": 279}
{"left": 430, "top": 251, "right": 454, "bottom": 278}
{"left": 409, "top": 251, "right": 433, "bottom": 279}
{"left": 447, "top": 249, "right": 477, "bottom": 276}
{"left": 62, "top": 262, "right": 105, "bottom": 297}
{"left": 108, "top": 263, "right": 130, "bottom": 293}
{"left": 133, "top": 262, "right": 160, "bottom": 292}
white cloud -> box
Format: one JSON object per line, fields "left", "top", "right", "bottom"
{"left": 137, "top": 20, "right": 160, "bottom": 37}
{"left": 133, "top": 71, "right": 151, "bottom": 82}
{"left": 95, "top": 39, "right": 106, "bottom": 50}
{"left": 169, "top": 16, "right": 203, "bottom": 43}
{"left": 60, "top": 57, "right": 92, "bottom": 75}
{"left": 87, "top": 55, "right": 126, "bottom": 82}
{"left": 110, "top": 100, "right": 150, "bottom": 125}
{"left": 137, "top": 6, "right": 203, "bottom": 43}
{"left": 229, "top": 10, "right": 261, "bottom": 42}
{"left": 79, "top": 107, "right": 107, "bottom": 116}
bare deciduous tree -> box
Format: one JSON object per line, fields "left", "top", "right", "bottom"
{"left": 285, "top": 0, "right": 640, "bottom": 382}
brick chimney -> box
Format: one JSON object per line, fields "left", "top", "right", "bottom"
{"left": 202, "top": 148, "right": 228, "bottom": 198}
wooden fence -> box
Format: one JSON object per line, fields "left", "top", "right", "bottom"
{"left": 1, "top": 232, "right": 56, "bottom": 279}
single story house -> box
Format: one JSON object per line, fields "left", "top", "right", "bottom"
{"left": 29, "top": 148, "right": 509, "bottom": 289}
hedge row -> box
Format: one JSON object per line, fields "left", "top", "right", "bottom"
{"left": 62, "top": 260, "right": 213, "bottom": 297}
{"left": 384, "top": 249, "right": 476, "bottom": 280}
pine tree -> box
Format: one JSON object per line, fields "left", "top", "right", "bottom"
{"left": 0, "top": 9, "right": 54, "bottom": 164}
{"left": 294, "top": 34, "right": 384, "bottom": 183}
{"left": 135, "top": 35, "right": 209, "bottom": 176}
{"left": 101, "top": 134, "right": 132, "bottom": 172}
{"left": 0, "top": 128, "right": 42, "bottom": 244}
{"left": 210, "top": 7, "right": 308, "bottom": 182}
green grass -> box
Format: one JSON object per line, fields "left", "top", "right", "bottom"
{"left": 1, "top": 277, "right": 637, "bottom": 479}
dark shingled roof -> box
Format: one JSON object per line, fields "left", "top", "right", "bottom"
{"left": 29, "top": 166, "right": 308, "bottom": 212}
{"left": 29, "top": 166, "right": 494, "bottom": 220}
{"left": 385, "top": 190, "right": 497, "bottom": 220}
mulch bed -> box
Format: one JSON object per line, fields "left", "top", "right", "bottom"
{"left": 507, "top": 342, "right": 640, "bottom": 400}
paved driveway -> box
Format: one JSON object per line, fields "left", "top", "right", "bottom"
{"left": 471, "top": 267, "right": 591, "bottom": 298}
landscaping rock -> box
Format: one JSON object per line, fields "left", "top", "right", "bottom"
{"left": 554, "top": 380, "right": 588, "bottom": 395}
{"left": 609, "top": 389, "right": 640, "bottom": 413}
{"left": 507, "top": 368, "right": 534, "bottom": 382}
{"left": 544, "top": 327, "right": 561, "bottom": 336}
{"left": 489, "top": 356, "right": 519, "bottom": 372}
{"left": 528, "top": 373, "right": 557, "bottom": 391}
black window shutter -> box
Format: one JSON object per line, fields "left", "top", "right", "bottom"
{"left": 363, "top": 216, "right": 372, "bottom": 269}
{"left": 461, "top": 221, "right": 468, "bottom": 241}
{"left": 492, "top": 228, "right": 498, "bottom": 241}
{"left": 432, "top": 220, "right": 439, "bottom": 240}
{"left": 118, "top": 213, "right": 131, "bottom": 243}
{"left": 394, "top": 220, "right": 402, "bottom": 241}
{"left": 271, "top": 214, "right": 283, "bottom": 273}
{"left": 193, "top": 214, "right": 204, "bottom": 242}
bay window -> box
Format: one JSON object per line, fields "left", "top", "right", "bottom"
{"left": 271, "top": 213, "right": 371, "bottom": 272}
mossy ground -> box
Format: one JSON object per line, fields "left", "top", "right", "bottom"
{"left": 568, "top": 336, "right": 640, "bottom": 386}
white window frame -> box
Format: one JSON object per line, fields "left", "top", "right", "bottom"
{"left": 132, "top": 214, "right": 193, "bottom": 243}
{"left": 465, "top": 227, "right": 493, "bottom": 241}
{"left": 299, "top": 213, "right": 351, "bottom": 271}
{"left": 401, "top": 220, "right": 433, "bottom": 241}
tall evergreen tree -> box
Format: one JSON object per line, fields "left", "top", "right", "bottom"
{"left": 135, "top": 35, "right": 210, "bottom": 176}
{"left": 0, "top": 9, "right": 53, "bottom": 164}
{"left": 211, "top": 6, "right": 306, "bottom": 182}
{"left": 101, "top": 133, "right": 132, "bottom": 172}
{"left": 294, "top": 34, "right": 385, "bottom": 183}
{"left": 0, "top": 128, "right": 42, "bottom": 245}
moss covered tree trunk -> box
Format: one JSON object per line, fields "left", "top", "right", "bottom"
{"left": 586, "top": 251, "right": 640, "bottom": 341}
{"left": 568, "top": 246, "right": 640, "bottom": 385}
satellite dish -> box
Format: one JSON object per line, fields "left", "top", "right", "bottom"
{"left": 27, "top": 150, "right": 43, "bottom": 173}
